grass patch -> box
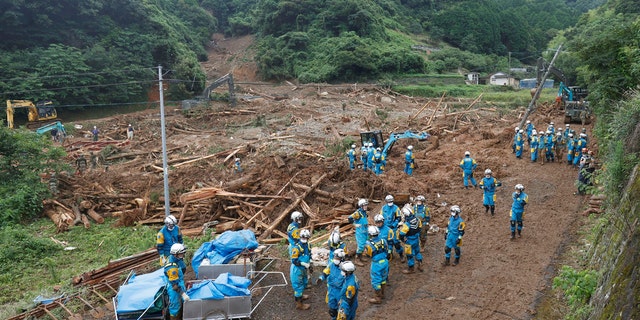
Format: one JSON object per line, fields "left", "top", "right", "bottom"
{"left": 0, "top": 218, "right": 208, "bottom": 318}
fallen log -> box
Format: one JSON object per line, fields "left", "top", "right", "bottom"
{"left": 81, "top": 214, "right": 91, "bottom": 229}
{"left": 87, "top": 208, "right": 105, "bottom": 224}
{"left": 258, "top": 173, "right": 327, "bottom": 241}
{"left": 246, "top": 172, "right": 300, "bottom": 227}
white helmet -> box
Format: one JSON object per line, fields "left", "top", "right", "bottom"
{"left": 333, "top": 248, "right": 346, "bottom": 260}
{"left": 568, "top": 133, "right": 574, "bottom": 138}
{"left": 367, "top": 225, "right": 380, "bottom": 236}
{"left": 518, "top": 129, "right": 524, "bottom": 134}
{"left": 351, "top": 144, "right": 356, "bottom": 149}
{"left": 464, "top": 151, "right": 470, "bottom": 156}
{"left": 450, "top": 205, "right": 461, "bottom": 216}
{"left": 164, "top": 215, "right": 177, "bottom": 227}
{"left": 376, "top": 147, "right": 381, "bottom": 151}
{"left": 546, "top": 130, "right": 551, "bottom": 135}
{"left": 526, "top": 120, "right": 531, "bottom": 124}
{"left": 291, "top": 211, "right": 303, "bottom": 221}
{"left": 580, "top": 133, "right": 587, "bottom": 138}
{"left": 385, "top": 195, "right": 394, "bottom": 203}
{"left": 341, "top": 261, "right": 356, "bottom": 273}
{"left": 515, "top": 184, "right": 525, "bottom": 191}
{"left": 550, "top": 122, "right": 554, "bottom": 126}
{"left": 170, "top": 243, "right": 186, "bottom": 255}
{"left": 556, "top": 132, "right": 562, "bottom": 136}
{"left": 374, "top": 214, "right": 385, "bottom": 223}
{"left": 557, "top": 128, "right": 563, "bottom": 131}
{"left": 329, "top": 228, "right": 341, "bottom": 244}
{"left": 402, "top": 206, "right": 413, "bottom": 216}
{"left": 515, "top": 127, "right": 519, "bottom": 132}
{"left": 565, "top": 124, "right": 570, "bottom": 127}
{"left": 532, "top": 130, "right": 537, "bottom": 136}
{"left": 357, "top": 198, "right": 369, "bottom": 207}
{"left": 368, "top": 142, "right": 373, "bottom": 147}
{"left": 415, "top": 195, "right": 426, "bottom": 202}
{"left": 235, "top": 157, "right": 240, "bottom": 162}
{"left": 484, "top": 168, "right": 492, "bottom": 175}
{"left": 300, "top": 229, "right": 311, "bottom": 239}
{"left": 407, "top": 145, "right": 413, "bottom": 150}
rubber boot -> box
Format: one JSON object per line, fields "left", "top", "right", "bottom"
{"left": 399, "top": 252, "right": 406, "bottom": 263}
{"left": 368, "top": 290, "right": 382, "bottom": 304}
{"left": 402, "top": 266, "right": 415, "bottom": 274}
{"left": 517, "top": 230, "right": 522, "bottom": 238}
{"left": 510, "top": 231, "right": 515, "bottom": 240}
{"left": 380, "top": 284, "right": 386, "bottom": 299}
{"left": 490, "top": 206, "right": 495, "bottom": 216}
{"left": 295, "top": 297, "right": 310, "bottom": 310}
{"left": 452, "top": 257, "right": 460, "bottom": 266}
{"left": 417, "top": 261, "right": 424, "bottom": 272}
{"left": 442, "top": 257, "right": 450, "bottom": 266}
{"left": 355, "top": 254, "right": 365, "bottom": 267}
{"left": 484, "top": 205, "right": 489, "bottom": 213}
{"left": 169, "top": 316, "right": 179, "bottom": 320}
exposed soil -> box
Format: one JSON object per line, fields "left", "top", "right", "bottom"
{"left": 52, "top": 35, "right": 593, "bottom": 319}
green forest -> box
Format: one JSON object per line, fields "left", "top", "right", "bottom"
{"left": 1, "top": 0, "right": 603, "bottom": 105}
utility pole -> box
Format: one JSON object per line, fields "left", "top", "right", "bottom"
{"left": 518, "top": 44, "right": 562, "bottom": 130}
{"left": 158, "top": 66, "right": 171, "bottom": 217}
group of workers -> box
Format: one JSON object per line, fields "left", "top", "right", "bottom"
{"left": 513, "top": 120, "right": 597, "bottom": 194}
{"left": 347, "top": 143, "right": 416, "bottom": 176}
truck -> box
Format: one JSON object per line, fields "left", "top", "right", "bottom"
{"left": 557, "top": 82, "right": 590, "bottom": 124}
{"left": 6, "top": 99, "right": 58, "bottom": 129}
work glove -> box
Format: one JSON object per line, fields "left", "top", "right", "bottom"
{"left": 300, "top": 262, "right": 310, "bottom": 269}
{"left": 181, "top": 292, "right": 190, "bottom": 302}
{"left": 159, "top": 255, "right": 167, "bottom": 266}
{"left": 456, "top": 238, "right": 462, "bottom": 247}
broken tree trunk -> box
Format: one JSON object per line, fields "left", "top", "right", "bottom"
{"left": 87, "top": 208, "right": 105, "bottom": 224}
{"left": 258, "top": 173, "right": 327, "bottom": 241}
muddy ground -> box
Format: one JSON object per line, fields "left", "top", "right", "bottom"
{"left": 54, "top": 35, "right": 592, "bottom": 320}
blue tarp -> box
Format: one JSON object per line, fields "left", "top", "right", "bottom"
{"left": 116, "top": 268, "right": 166, "bottom": 313}
{"left": 191, "top": 230, "right": 259, "bottom": 278}
{"left": 187, "top": 272, "right": 251, "bottom": 300}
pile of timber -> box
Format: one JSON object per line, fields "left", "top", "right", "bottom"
{"left": 72, "top": 248, "right": 158, "bottom": 287}
{"left": 43, "top": 200, "right": 105, "bottom": 232}
{"left": 582, "top": 194, "right": 605, "bottom": 216}
{"left": 177, "top": 172, "right": 358, "bottom": 244}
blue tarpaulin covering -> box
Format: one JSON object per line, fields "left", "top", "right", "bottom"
{"left": 191, "top": 230, "right": 259, "bottom": 278}
{"left": 186, "top": 272, "right": 251, "bottom": 300}
{"left": 116, "top": 268, "right": 166, "bottom": 313}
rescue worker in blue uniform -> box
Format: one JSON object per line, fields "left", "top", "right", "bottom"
{"left": 480, "top": 168, "right": 502, "bottom": 216}
{"left": 459, "top": 151, "right": 478, "bottom": 189}
{"left": 510, "top": 184, "right": 528, "bottom": 240}
{"left": 544, "top": 130, "right": 555, "bottom": 162}
{"left": 349, "top": 199, "right": 369, "bottom": 267}
{"left": 525, "top": 120, "right": 534, "bottom": 146}
{"left": 372, "top": 147, "right": 385, "bottom": 175}
{"left": 316, "top": 248, "right": 346, "bottom": 320}
{"left": 530, "top": 130, "right": 540, "bottom": 162}
{"left": 164, "top": 243, "right": 189, "bottom": 320}
{"left": 373, "top": 214, "right": 394, "bottom": 249}
{"left": 412, "top": 195, "right": 430, "bottom": 246}
{"left": 515, "top": 129, "right": 525, "bottom": 159}
{"left": 548, "top": 122, "right": 555, "bottom": 135}
{"left": 511, "top": 127, "right": 519, "bottom": 153}
{"left": 234, "top": 157, "right": 242, "bottom": 173}
{"left": 287, "top": 211, "right": 303, "bottom": 256}
{"left": 337, "top": 261, "right": 359, "bottom": 320}
{"left": 290, "top": 229, "right": 312, "bottom": 310}
{"left": 573, "top": 133, "right": 588, "bottom": 167}
{"left": 360, "top": 144, "right": 368, "bottom": 171}
{"left": 443, "top": 205, "right": 466, "bottom": 266}
{"left": 157, "top": 215, "right": 183, "bottom": 266}
{"left": 566, "top": 133, "right": 576, "bottom": 165}
{"left": 363, "top": 226, "right": 389, "bottom": 304}
{"left": 404, "top": 145, "right": 415, "bottom": 175}
{"left": 380, "top": 195, "right": 403, "bottom": 261}
{"left": 398, "top": 206, "right": 423, "bottom": 274}
{"left": 555, "top": 130, "right": 565, "bottom": 162}
{"left": 347, "top": 144, "right": 357, "bottom": 170}
{"left": 563, "top": 124, "right": 572, "bottom": 141}
{"left": 366, "top": 143, "right": 375, "bottom": 172}
{"left": 327, "top": 226, "right": 347, "bottom": 261}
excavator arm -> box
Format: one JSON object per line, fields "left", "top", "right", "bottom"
{"left": 382, "top": 130, "right": 430, "bottom": 157}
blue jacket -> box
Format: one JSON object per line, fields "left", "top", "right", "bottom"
{"left": 156, "top": 226, "right": 183, "bottom": 257}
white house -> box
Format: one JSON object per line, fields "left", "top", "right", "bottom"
{"left": 489, "top": 72, "right": 510, "bottom": 86}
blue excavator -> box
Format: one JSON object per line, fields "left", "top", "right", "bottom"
{"left": 35, "top": 121, "right": 66, "bottom": 137}
{"left": 360, "top": 130, "right": 430, "bottom": 158}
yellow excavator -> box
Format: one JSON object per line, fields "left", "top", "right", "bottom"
{"left": 6, "top": 99, "right": 58, "bottom": 129}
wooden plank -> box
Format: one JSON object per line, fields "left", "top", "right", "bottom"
{"left": 258, "top": 173, "right": 327, "bottom": 241}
